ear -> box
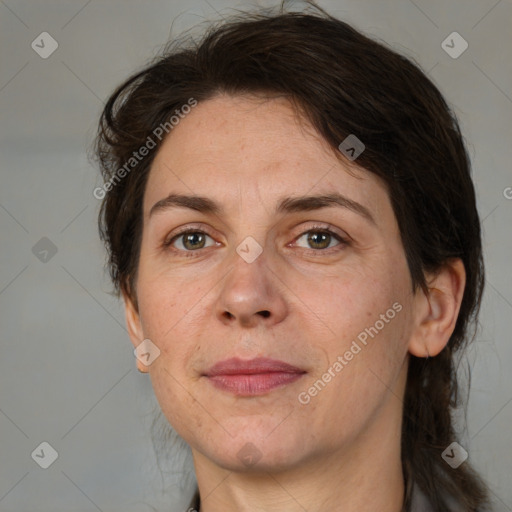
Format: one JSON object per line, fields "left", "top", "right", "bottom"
{"left": 122, "top": 288, "right": 147, "bottom": 373}
{"left": 408, "top": 258, "right": 466, "bottom": 358}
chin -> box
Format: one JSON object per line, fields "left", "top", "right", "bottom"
{"left": 197, "top": 428, "right": 309, "bottom": 473}
{"left": 211, "top": 447, "right": 305, "bottom": 474}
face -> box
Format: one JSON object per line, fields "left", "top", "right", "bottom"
{"left": 125, "top": 94, "right": 423, "bottom": 473}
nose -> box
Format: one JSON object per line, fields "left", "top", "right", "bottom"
{"left": 215, "top": 246, "right": 288, "bottom": 328}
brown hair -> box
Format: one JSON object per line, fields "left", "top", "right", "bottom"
{"left": 92, "top": 2, "right": 490, "bottom": 510}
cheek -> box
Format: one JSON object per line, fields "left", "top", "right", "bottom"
{"left": 136, "top": 266, "right": 222, "bottom": 385}
{"left": 136, "top": 279, "right": 191, "bottom": 376}
{"left": 148, "top": 366, "right": 205, "bottom": 444}
{"left": 294, "top": 286, "right": 409, "bottom": 443}
{"left": 293, "top": 265, "right": 398, "bottom": 345}
{"left": 294, "top": 263, "right": 409, "bottom": 390}
{"left": 136, "top": 258, "right": 202, "bottom": 336}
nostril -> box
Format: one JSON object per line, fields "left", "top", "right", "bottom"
{"left": 258, "top": 310, "right": 270, "bottom": 318}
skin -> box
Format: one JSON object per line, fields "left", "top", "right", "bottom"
{"left": 124, "top": 94, "right": 466, "bottom": 512}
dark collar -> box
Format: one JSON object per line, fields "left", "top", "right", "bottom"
{"left": 187, "top": 488, "right": 200, "bottom": 511}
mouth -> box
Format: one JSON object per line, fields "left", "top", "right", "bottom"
{"left": 202, "top": 357, "right": 306, "bottom": 396}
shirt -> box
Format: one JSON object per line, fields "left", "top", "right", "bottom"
{"left": 185, "top": 482, "right": 436, "bottom": 511}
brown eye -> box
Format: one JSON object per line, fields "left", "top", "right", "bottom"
{"left": 295, "top": 229, "right": 345, "bottom": 251}
{"left": 306, "top": 231, "right": 333, "bottom": 250}
{"left": 166, "top": 230, "right": 215, "bottom": 252}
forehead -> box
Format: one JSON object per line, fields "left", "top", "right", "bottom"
{"left": 144, "top": 94, "right": 390, "bottom": 221}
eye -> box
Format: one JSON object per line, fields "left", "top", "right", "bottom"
{"left": 293, "top": 228, "right": 347, "bottom": 251}
{"left": 165, "top": 230, "right": 216, "bottom": 252}
{"left": 163, "top": 225, "right": 348, "bottom": 256}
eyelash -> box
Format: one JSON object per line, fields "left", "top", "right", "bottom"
{"left": 163, "top": 224, "right": 349, "bottom": 257}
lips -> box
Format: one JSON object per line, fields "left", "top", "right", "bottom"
{"left": 203, "top": 357, "right": 306, "bottom": 396}
{"left": 204, "top": 357, "right": 304, "bottom": 376}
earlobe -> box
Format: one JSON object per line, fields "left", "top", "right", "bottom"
{"left": 122, "top": 289, "right": 148, "bottom": 373}
{"left": 408, "top": 259, "right": 466, "bottom": 358}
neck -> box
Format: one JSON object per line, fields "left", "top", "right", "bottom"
{"left": 191, "top": 404, "right": 405, "bottom": 512}
{"left": 190, "top": 357, "right": 410, "bottom": 512}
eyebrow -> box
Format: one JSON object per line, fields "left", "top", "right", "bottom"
{"left": 149, "top": 192, "right": 375, "bottom": 225}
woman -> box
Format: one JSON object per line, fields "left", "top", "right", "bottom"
{"left": 92, "top": 2, "right": 491, "bottom": 511}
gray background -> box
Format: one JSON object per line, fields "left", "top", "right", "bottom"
{"left": 1, "top": 0, "right": 511, "bottom": 510}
